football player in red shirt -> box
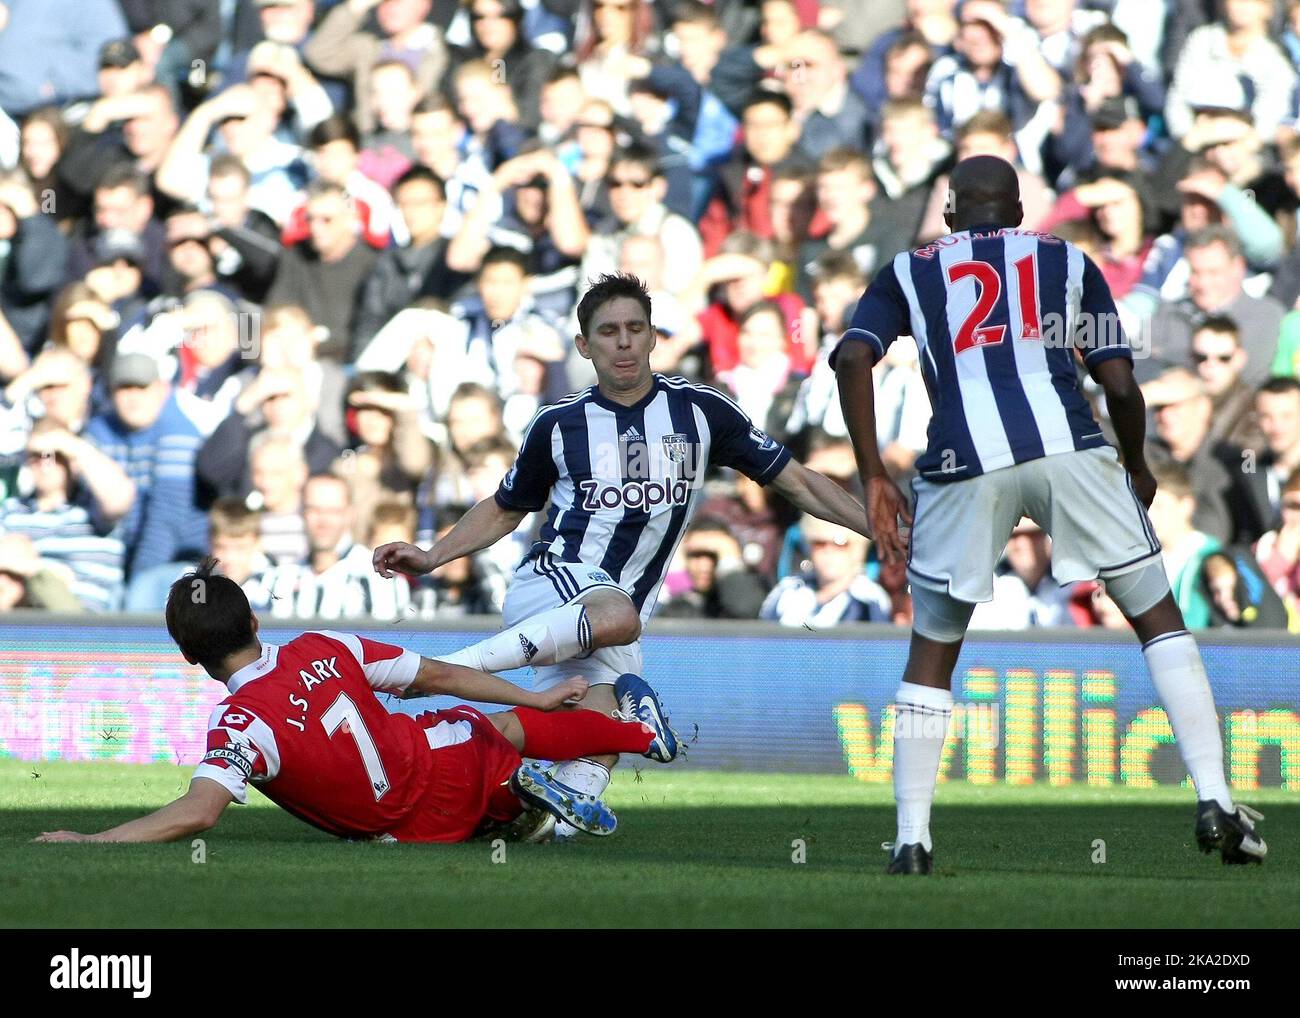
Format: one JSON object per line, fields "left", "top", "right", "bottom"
{"left": 36, "top": 560, "right": 668, "bottom": 845}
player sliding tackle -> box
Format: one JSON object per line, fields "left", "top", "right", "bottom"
{"left": 834, "top": 155, "right": 1266, "bottom": 875}
{"left": 375, "top": 273, "right": 868, "bottom": 838}
{"left": 35, "top": 560, "right": 670, "bottom": 845}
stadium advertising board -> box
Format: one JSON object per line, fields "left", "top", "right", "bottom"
{"left": 0, "top": 619, "right": 1296, "bottom": 789}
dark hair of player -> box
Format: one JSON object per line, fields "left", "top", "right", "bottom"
{"left": 945, "top": 155, "right": 1023, "bottom": 232}
{"left": 166, "top": 557, "right": 256, "bottom": 672}
{"left": 576, "top": 272, "right": 653, "bottom": 337}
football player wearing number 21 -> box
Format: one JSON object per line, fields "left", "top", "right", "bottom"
{"left": 374, "top": 273, "right": 869, "bottom": 839}
{"left": 834, "top": 155, "right": 1267, "bottom": 874}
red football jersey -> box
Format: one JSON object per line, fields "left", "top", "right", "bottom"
{"left": 192, "top": 630, "right": 436, "bottom": 839}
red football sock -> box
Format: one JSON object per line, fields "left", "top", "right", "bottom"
{"left": 512, "top": 706, "right": 654, "bottom": 759}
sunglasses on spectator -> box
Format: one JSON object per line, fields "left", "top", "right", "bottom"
{"left": 1192, "top": 352, "right": 1234, "bottom": 364}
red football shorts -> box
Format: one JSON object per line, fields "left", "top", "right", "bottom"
{"left": 387, "top": 706, "right": 524, "bottom": 843}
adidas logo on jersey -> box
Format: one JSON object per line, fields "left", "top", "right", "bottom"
{"left": 621, "top": 426, "right": 644, "bottom": 443}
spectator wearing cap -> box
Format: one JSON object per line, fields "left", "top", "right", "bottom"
{"left": 917, "top": 109, "right": 1055, "bottom": 242}
{"left": 969, "top": 519, "right": 1076, "bottom": 630}
{"left": 698, "top": 92, "right": 816, "bottom": 259}
{"left": 445, "top": 0, "right": 557, "bottom": 132}
{"left": 0, "top": 418, "right": 132, "bottom": 612}
{"left": 1227, "top": 377, "right": 1300, "bottom": 543}
{"left": 82, "top": 351, "right": 208, "bottom": 577}
{"left": 65, "top": 165, "right": 166, "bottom": 294}
{"left": 580, "top": 144, "right": 702, "bottom": 305}
{"left": 0, "top": 0, "right": 129, "bottom": 116}
{"left": 761, "top": 514, "right": 891, "bottom": 627}
{"left": 0, "top": 173, "right": 69, "bottom": 358}
{"left": 0, "top": 533, "right": 83, "bottom": 613}
{"left": 1191, "top": 315, "right": 1266, "bottom": 452}
{"left": 658, "top": 518, "right": 769, "bottom": 620}
{"left": 1165, "top": 0, "right": 1296, "bottom": 143}
{"left": 922, "top": 0, "right": 1061, "bottom": 140}
{"left": 304, "top": 0, "right": 450, "bottom": 137}
{"left": 1142, "top": 367, "right": 1236, "bottom": 545}
{"left": 354, "top": 166, "right": 472, "bottom": 347}
{"left": 1144, "top": 226, "right": 1284, "bottom": 386}
{"left": 782, "top": 29, "right": 873, "bottom": 161}
{"left": 265, "top": 180, "right": 380, "bottom": 362}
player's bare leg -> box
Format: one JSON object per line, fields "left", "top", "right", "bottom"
{"left": 1110, "top": 576, "right": 1266, "bottom": 863}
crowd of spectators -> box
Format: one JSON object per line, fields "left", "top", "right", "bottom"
{"left": 3, "top": 0, "right": 1300, "bottom": 633}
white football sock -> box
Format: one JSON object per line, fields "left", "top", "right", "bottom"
{"left": 1142, "top": 631, "right": 1233, "bottom": 810}
{"left": 893, "top": 681, "right": 953, "bottom": 854}
{"left": 438, "top": 603, "right": 593, "bottom": 673}
{"left": 551, "top": 758, "right": 611, "bottom": 839}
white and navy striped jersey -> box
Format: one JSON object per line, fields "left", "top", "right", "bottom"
{"left": 494, "top": 374, "right": 792, "bottom": 617}
{"left": 831, "top": 227, "right": 1131, "bottom": 483}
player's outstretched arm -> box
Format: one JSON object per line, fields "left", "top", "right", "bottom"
{"left": 1091, "top": 357, "right": 1156, "bottom": 506}
{"left": 834, "top": 341, "right": 913, "bottom": 563}
{"left": 405, "top": 658, "right": 587, "bottom": 711}
{"left": 34, "top": 778, "right": 234, "bottom": 844}
{"left": 373, "top": 496, "right": 526, "bottom": 577}
{"left": 769, "top": 459, "right": 871, "bottom": 538}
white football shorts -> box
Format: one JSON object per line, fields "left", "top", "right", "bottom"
{"left": 907, "top": 445, "right": 1162, "bottom": 603}
{"left": 501, "top": 552, "right": 643, "bottom": 689}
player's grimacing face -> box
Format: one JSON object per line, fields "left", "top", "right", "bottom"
{"left": 579, "top": 296, "right": 656, "bottom": 391}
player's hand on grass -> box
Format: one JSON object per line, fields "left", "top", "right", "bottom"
{"left": 372, "top": 541, "right": 433, "bottom": 577}
{"left": 1128, "top": 465, "right": 1157, "bottom": 508}
{"left": 535, "top": 676, "right": 589, "bottom": 711}
{"left": 866, "top": 474, "right": 912, "bottom": 565}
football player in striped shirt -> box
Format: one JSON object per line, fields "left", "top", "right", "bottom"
{"left": 834, "top": 155, "right": 1265, "bottom": 874}
{"left": 374, "top": 273, "right": 869, "bottom": 835}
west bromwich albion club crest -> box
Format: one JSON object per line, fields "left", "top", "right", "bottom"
{"left": 662, "top": 434, "right": 690, "bottom": 463}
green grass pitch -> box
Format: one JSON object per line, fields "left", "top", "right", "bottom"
{"left": 2, "top": 760, "right": 1296, "bottom": 928}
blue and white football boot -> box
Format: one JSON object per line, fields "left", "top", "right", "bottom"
{"left": 614, "top": 672, "right": 681, "bottom": 763}
{"left": 510, "top": 762, "right": 617, "bottom": 836}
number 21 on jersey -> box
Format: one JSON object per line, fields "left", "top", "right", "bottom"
{"left": 946, "top": 254, "right": 1042, "bottom": 354}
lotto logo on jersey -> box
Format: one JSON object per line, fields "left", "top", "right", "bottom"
{"left": 579, "top": 477, "right": 691, "bottom": 511}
